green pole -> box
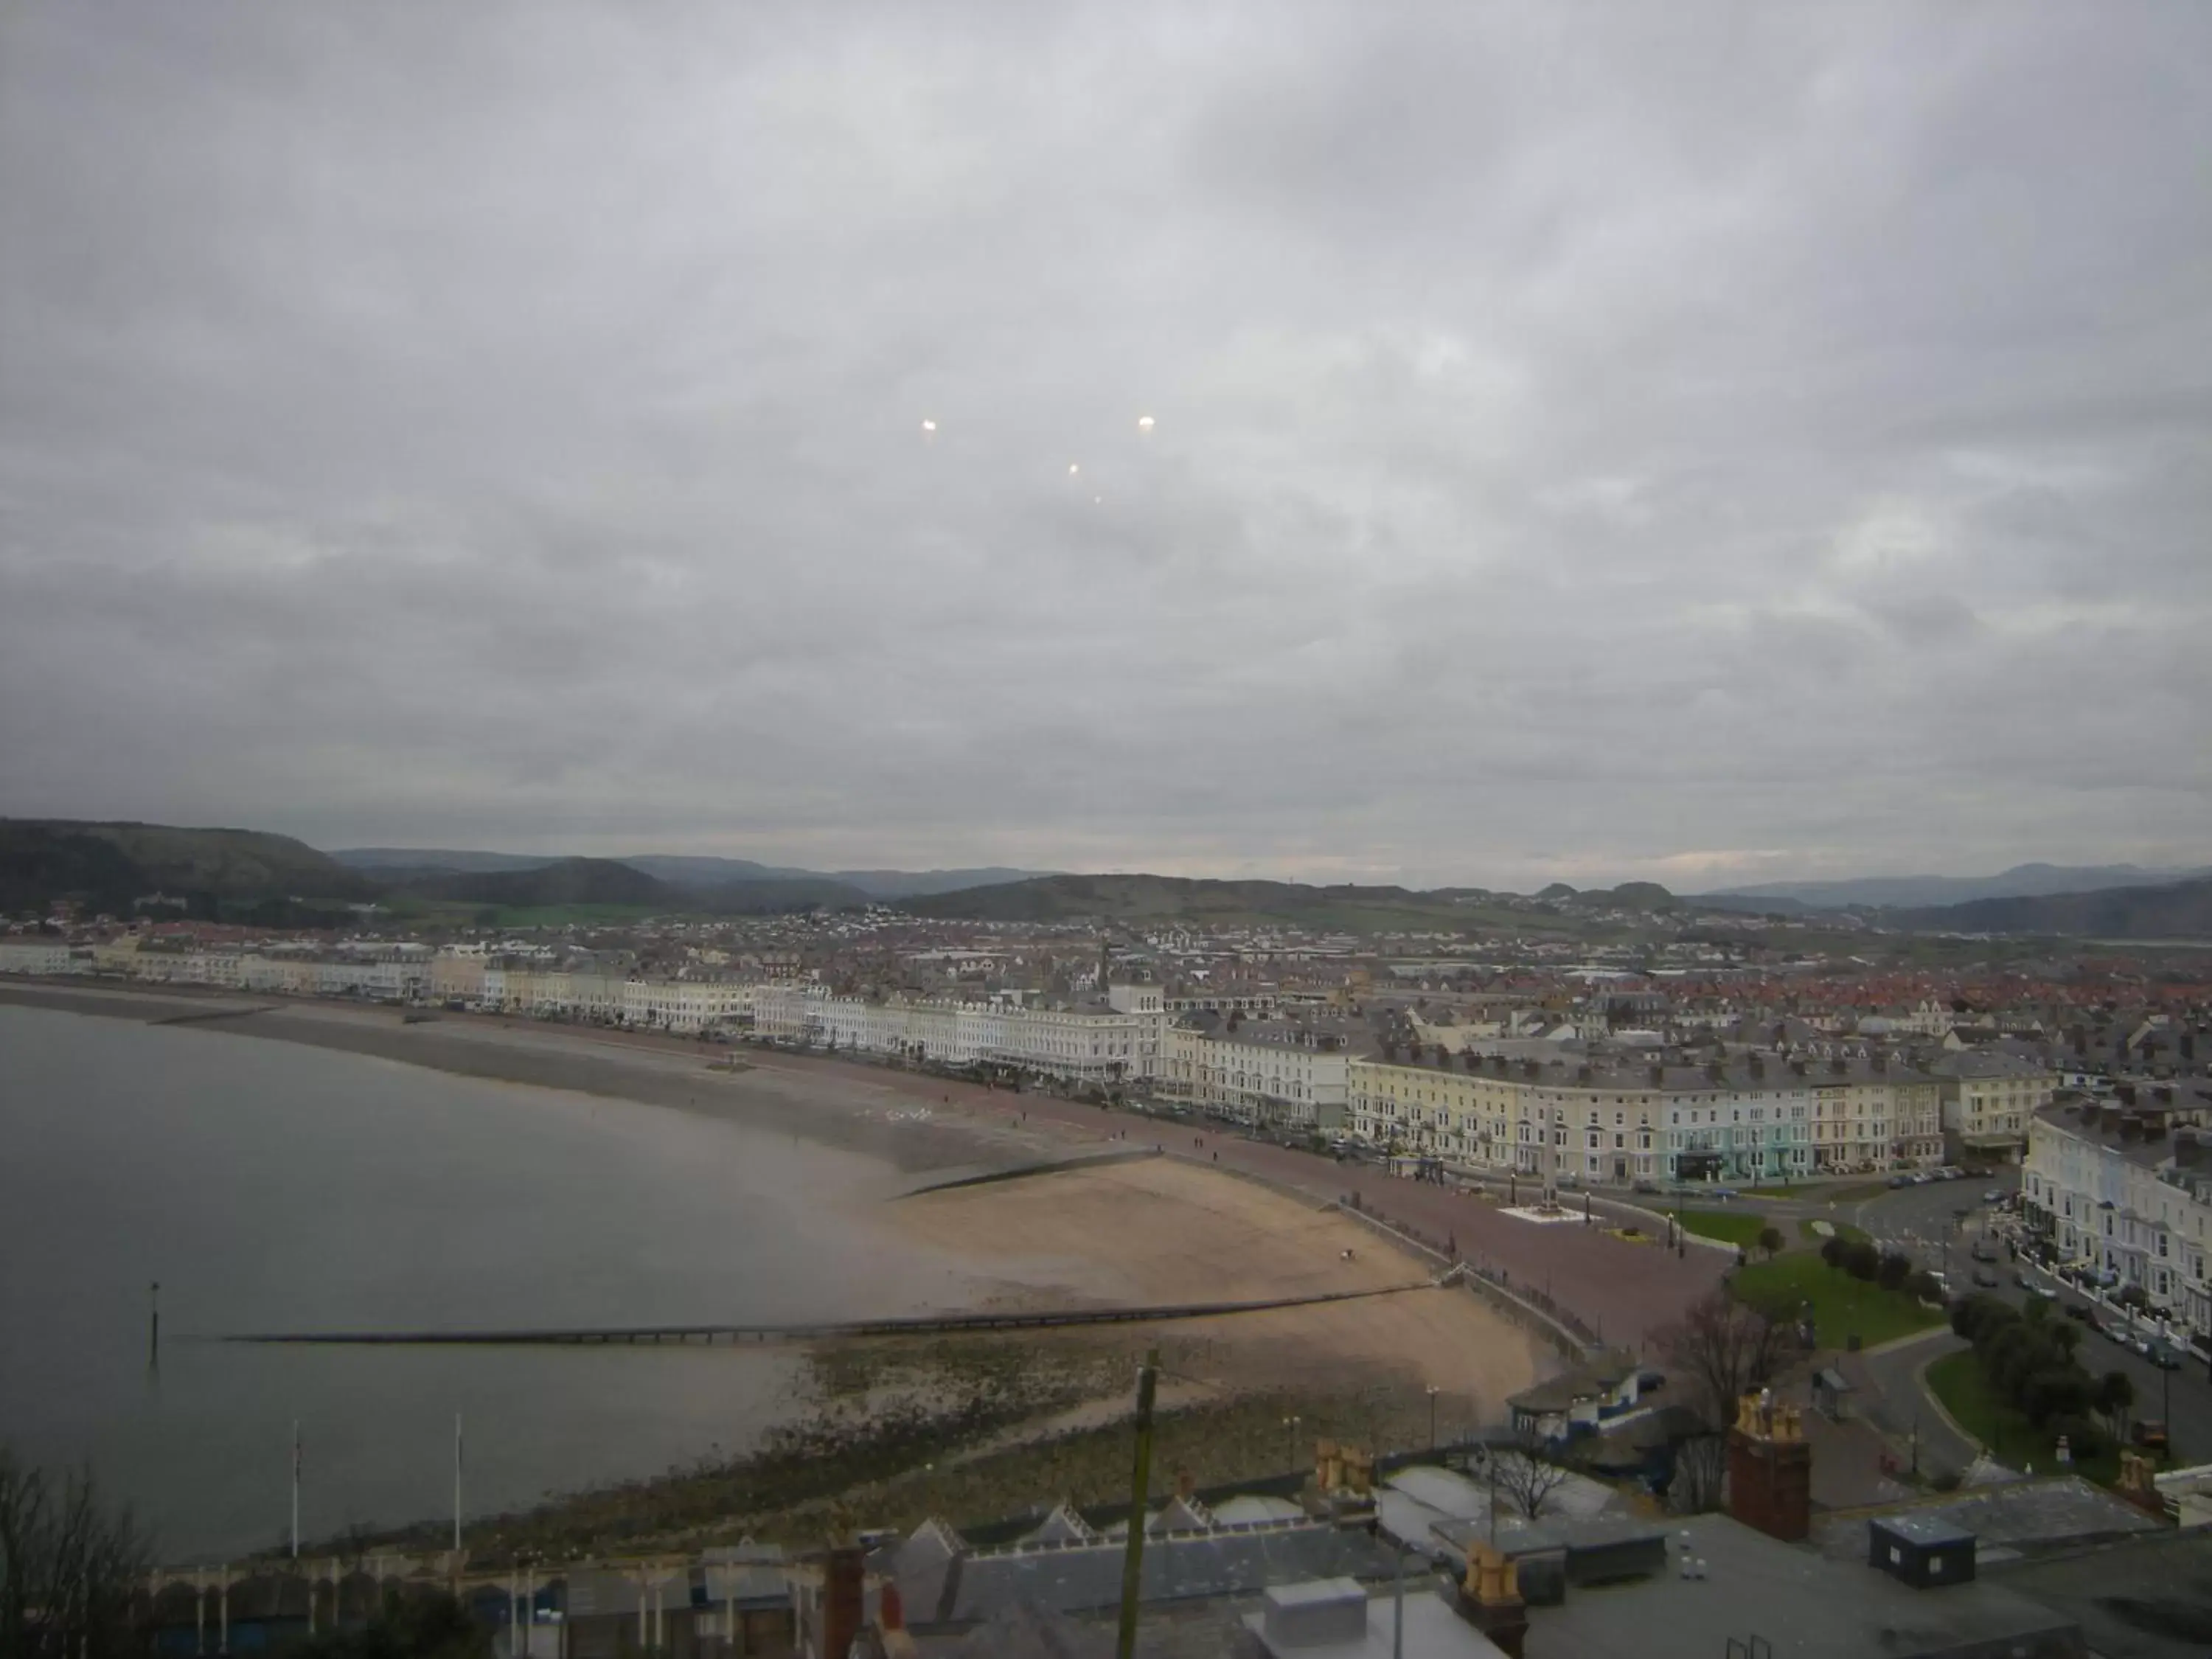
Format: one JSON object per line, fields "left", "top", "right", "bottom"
{"left": 1116, "top": 1348, "right": 1161, "bottom": 1659}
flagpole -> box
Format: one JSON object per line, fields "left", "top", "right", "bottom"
{"left": 453, "top": 1413, "right": 463, "bottom": 1556}
{"left": 291, "top": 1421, "right": 300, "bottom": 1559}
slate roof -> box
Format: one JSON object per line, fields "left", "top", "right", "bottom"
{"left": 903, "top": 1520, "right": 1396, "bottom": 1630}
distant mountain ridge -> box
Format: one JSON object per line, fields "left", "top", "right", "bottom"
{"left": 1894, "top": 877, "right": 2212, "bottom": 940}
{"left": 399, "top": 858, "right": 672, "bottom": 909}
{"left": 1703, "top": 862, "right": 2212, "bottom": 910}
{"left": 900, "top": 872, "right": 1446, "bottom": 924}
{"left": 0, "top": 818, "right": 368, "bottom": 919}
{"left": 330, "top": 846, "right": 1053, "bottom": 900}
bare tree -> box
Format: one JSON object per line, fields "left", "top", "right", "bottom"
{"left": 1667, "top": 1430, "right": 1730, "bottom": 1514}
{"left": 0, "top": 1447, "right": 151, "bottom": 1659}
{"left": 1652, "top": 1290, "right": 1789, "bottom": 1514}
{"left": 1655, "top": 1290, "right": 1788, "bottom": 1420}
{"left": 1489, "top": 1434, "right": 1573, "bottom": 1520}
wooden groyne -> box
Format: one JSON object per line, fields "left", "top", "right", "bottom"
{"left": 214, "top": 1281, "right": 1430, "bottom": 1348}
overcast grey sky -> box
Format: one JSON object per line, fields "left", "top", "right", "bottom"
{"left": 3, "top": 4, "right": 2208, "bottom": 890}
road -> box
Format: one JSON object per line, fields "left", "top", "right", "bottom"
{"left": 1840, "top": 1174, "right": 2211, "bottom": 1467}
{"left": 1086, "top": 1109, "right": 1730, "bottom": 1354}
{"left": 1843, "top": 1328, "right": 1977, "bottom": 1476}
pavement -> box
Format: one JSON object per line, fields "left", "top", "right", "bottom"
{"left": 1748, "top": 1172, "right": 2212, "bottom": 1472}
{"left": 1840, "top": 1326, "right": 1978, "bottom": 1477}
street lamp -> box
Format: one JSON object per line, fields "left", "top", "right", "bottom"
{"left": 1426, "top": 1386, "right": 1441, "bottom": 1450}
{"left": 1283, "top": 1415, "right": 1302, "bottom": 1475}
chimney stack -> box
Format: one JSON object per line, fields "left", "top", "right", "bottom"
{"left": 1726, "top": 1391, "right": 1811, "bottom": 1543}
{"left": 822, "top": 1546, "right": 865, "bottom": 1659}
{"left": 1454, "top": 1544, "right": 1528, "bottom": 1658}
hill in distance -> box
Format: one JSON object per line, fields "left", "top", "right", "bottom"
{"left": 398, "top": 858, "right": 675, "bottom": 909}
{"left": 1896, "top": 877, "right": 2212, "bottom": 940}
{"left": 1704, "top": 862, "right": 2212, "bottom": 910}
{"left": 1, "top": 818, "right": 367, "bottom": 915}
{"left": 902, "top": 872, "right": 1468, "bottom": 925}
{"left": 392, "top": 858, "right": 873, "bottom": 914}
{"left": 333, "top": 846, "right": 1053, "bottom": 901}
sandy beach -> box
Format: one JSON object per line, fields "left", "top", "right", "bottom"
{"left": 899, "top": 1155, "right": 1545, "bottom": 1420}
{"left": 4, "top": 979, "right": 1549, "bottom": 1553}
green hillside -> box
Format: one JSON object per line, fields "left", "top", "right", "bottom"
{"left": 900, "top": 873, "right": 1463, "bottom": 927}
{"left": 402, "top": 857, "right": 673, "bottom": 908}
{"left": 1898, "top": 877, "right": 2212, "bottom": 939}
{"left": 1, "top": 818, "right": 367, "bottom": 914}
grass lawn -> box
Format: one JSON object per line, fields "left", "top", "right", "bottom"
{"left": 1680, "top": 1209, "right": 1773, "bottom": 1248}
{"left": 1731, "top": 1253, "right": 1944, "bottom": 1349}
{"left": 1924, "top": 1351, "right": 2121, "bottom": 1484}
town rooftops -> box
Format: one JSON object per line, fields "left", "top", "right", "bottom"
{"left": 1927, "top": 1050, "right": 2057, "bottom": 1081}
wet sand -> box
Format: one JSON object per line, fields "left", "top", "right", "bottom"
{"left": 899, "top": 1157, "right": 1545, "bottom": 1412}
{"left": 4, "top": 978, "right": 1544, "bottom": 1392}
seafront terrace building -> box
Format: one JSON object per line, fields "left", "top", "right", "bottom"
{"left": 2021, "top": 1088, "right": 2212, "bottom": 1347}
{"left": 747, "top": 981, "right": 1163, "bottom": 1085}
{"left": 1346, "top": 1052, "right": 1942, "bottom": 1185}
{"left": 1929, "top": 1050, "right": 2055, "bottom": 1164}
{"left": 1157, "top": 1020, "right": 1351, "bottom": 1130}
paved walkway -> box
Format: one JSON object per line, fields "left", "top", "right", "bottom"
{"left": 1840, "top": 1326, "right": 1976, "bottom": 1476}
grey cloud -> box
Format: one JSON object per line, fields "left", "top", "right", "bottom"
{"left": 3, "top": 1, "right": 2209, "bottom": 888}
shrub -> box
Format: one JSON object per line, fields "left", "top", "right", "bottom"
{"left": 1843, "top": 1239, "right": 1881, "bottom": 1281}
{"left": 1907, "top": 1270, "right": 1945, "bottom": 1304}
{"left": 1819, "top": 1236, "right": 1846, "bottom": 1269}
{"left": 1951, "top": 1293, "right": 2013, "bottom": 1341}
{"left": 1962, "top": 1296, "right": 2022, "bottom": 1349}
{"left": 2023, "top": 1367, "right": 2093, "bottom": 1427}
{"left": 1877, "top": 1252, "right": 1913, "bottom": 1293}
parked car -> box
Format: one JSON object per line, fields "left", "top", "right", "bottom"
{"left": 1981, "top": 1189, "right": 2003, "bottom": 1204}
{"left": 1709, "top": 1186, "right": 1740, "bottom": 1200}
{"left": 1971, "top": 1245, "right": 1998, "bottom": 1263}
{"left": 2027, "top": 1283, "right": 2059, "bottom": 1301}
{"left": 1888, "top": 1175, "right": 1915, "bottom": 1189}
{"left": 2146, "top": 1343, "right": 2183, "bottom": 1371}
{"left": 2132, "top": 1420, "right": 2170, "bottom": 1453}
{"left": 1632, "top": 1179, "right": 1661, "bottom": 1195}
{"left": 1972, "top": 1267, "right": 2000, "bottom": 1288}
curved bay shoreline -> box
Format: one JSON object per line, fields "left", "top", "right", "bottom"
{"left": 1, "top": 980, "right": 1547, "bottom": 1559}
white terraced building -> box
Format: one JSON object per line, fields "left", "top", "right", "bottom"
{"left": 748, "top": 982, "right": 1164, "bottom": 1085}
{"left": 1157, "top": 1023, "right": 1349, "bottom": 1130}
{"left": 0, "top": 939, "right": 83, "bottom": 975}
{"left": 2022, "top": 1090, "right": 2212, "bottom": 1347}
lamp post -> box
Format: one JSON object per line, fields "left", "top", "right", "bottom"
{"left": 1426, "top": 1386, "right": 1441, "bottom": 1450}
{"left": 1283, "top": 1415, "right": 1301, "bottom": 1475}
